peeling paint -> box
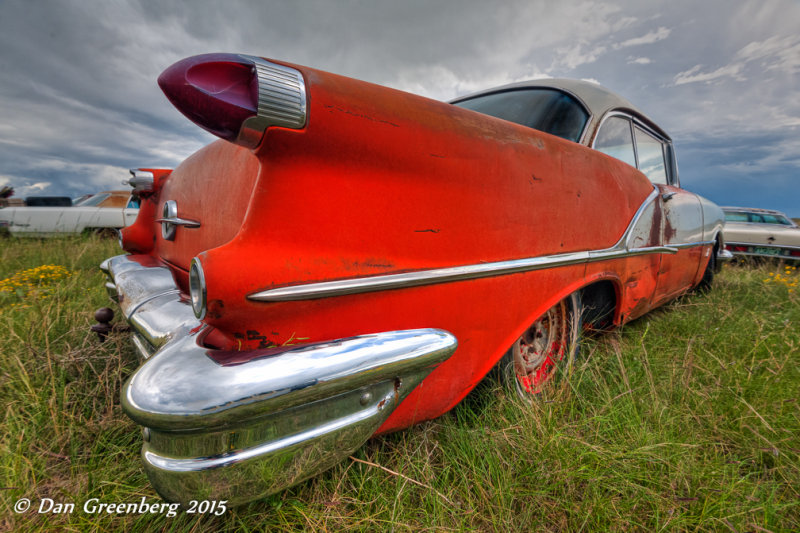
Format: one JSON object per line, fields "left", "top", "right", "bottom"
{"left": 323, "top": 104, "right": 400, "bottom": 127}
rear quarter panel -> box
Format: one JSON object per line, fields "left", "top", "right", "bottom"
{"left": 179, "top": 66, "right": 659, "bottom": 428}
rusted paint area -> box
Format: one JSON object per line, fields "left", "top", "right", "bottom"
{"left": 625, "top": 196, "right": 662, "bottom": 249}
{"left": 341, "top": 258, "right": 396, "bottom": 271}
{"left": 206, "top": 299, "right": 225, "bottom": 320}
{"left": 649, "top": 200, "right": 663, "bottom": 248}
{"left": 627, "top": 296, "right": 651, "bottom": 320}
{"left": 663, "top": 214, "right": 677, "bottom": 243}
{"left": 322, "top": 104, "right": 401, "bottom": 128}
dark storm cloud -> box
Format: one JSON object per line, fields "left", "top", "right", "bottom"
{"left": 0, "top": 0, "right": 797, "bottom": 214}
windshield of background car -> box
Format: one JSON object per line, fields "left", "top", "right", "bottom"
{"left": 74, "top": 193, "right": 110, "bottom": 207}
{"left": 453, "top": 89, "right": 589, "bottom": 143}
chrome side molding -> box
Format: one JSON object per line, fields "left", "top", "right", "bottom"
{"left": 248, "top": 188, "right": 722, "bottom": 302}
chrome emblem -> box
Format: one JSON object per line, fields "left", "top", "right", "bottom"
{"left": 157, "top": 200, "right": 200, "bottom": 241}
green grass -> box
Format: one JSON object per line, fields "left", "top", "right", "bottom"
{"left": 1, "top": 237, "right": 798, "bottom": 531}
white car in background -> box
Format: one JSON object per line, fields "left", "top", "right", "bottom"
{"left": 0, "top": 169, "right": 161, "bottom": 236}
{"left": 0, "top": 190, "right": 139, "bottom": 236}
{"left": 723, "top": 207, "right": 800, "bottom": 261}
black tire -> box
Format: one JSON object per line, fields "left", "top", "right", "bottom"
{"left": 697, "top": 240, "right": 718, "bottom": 291}
{"left": 501, "top": 292, "right": 582, "bottom": 398}
{"left": 84, "top": 227, "right": 119, "bottom": 239}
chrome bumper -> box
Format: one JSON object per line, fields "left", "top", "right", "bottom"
{"left": 717, "top": 249, "right": 734, "bottom": 262}
{"left": 101, "top": 254, "right": 457, "bottom": 505}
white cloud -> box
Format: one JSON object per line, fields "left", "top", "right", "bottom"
{"left": 614, "top": 26, "right": 671, "bottom": 49}
{"left": 736, "top": 35, "right": 800, "bottom": 74}
{"left": 628, "top": 57, "right": 652, "bottom": 65}
{"left": 553, "top": 42, "right": 607, "bottom": 70}
{"left": 672, "top": 33, "right": 800, "bottom": 86}
{"left": 673, "top": 63, "right": 746, "bottom": 85}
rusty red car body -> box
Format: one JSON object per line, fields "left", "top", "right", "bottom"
{"left": 100, "top": 53, "right": 727, "bottom": 504}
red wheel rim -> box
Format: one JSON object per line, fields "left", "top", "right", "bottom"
{"left": 512, "top": 299, "right": 570, "bottom": 394}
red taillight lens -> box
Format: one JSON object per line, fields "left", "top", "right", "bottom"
{"left": 158, "top": 53, "right": 307, "bottom": 148}
{"left": 790, "top": 250, "right": 800, "bottom": 257}
{"left": 730, "top": 245, "right": 748, "bottom": 252}
{"left": 158, "top": 54, "right": 259, "bottom": 142}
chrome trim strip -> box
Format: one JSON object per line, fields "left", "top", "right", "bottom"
{"left": 725, "top": 250, "right": 800, "bottom": 260}
{"left": 591, "top": 110, "right": 678, "bottom": 186}
{"left": 249, "top": 244, "right": 683, "bottom": 302}
{"left": 622, "top": 188, "right": 659, "bottom": 249}
{"left": 249, "top": 189, "right": 724, "bottom": 302}
{"left": 669, "top": 240, "right": 714, "bottom": 250}
{"left": 726, "top": 241, "right": 800, "bottom": 252}
{"left": 722, "top": 221, "right": 798, "bottom": 228}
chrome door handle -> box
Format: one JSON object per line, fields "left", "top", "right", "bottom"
{"left": 661, "top": 191, "right": 676, "bottom": 202}
{"left": 156, "top": 217, "right": 201, "bottom": 228}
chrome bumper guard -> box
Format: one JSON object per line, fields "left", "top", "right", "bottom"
{"left": 101, "top": 254, "right": 457, "bottom": 505}
{"left": 717, "top": 249, "right": 734, "bottom": 262}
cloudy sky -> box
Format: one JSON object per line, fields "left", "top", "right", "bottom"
{"left": 1, "top": 0, "right": 798, "bottom": 215}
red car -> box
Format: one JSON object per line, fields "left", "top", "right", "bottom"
{"left": 100, "top": 53, "right": 728, "bottom": 505}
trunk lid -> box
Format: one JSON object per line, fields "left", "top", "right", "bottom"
{"left": 155, "top": 140, "right": 260, "bottom": 271}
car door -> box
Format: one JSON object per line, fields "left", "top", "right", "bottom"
{"left": 594, "top": 114, "right": 704, "bottom": 301}
{"left": 632, "top": 124, "right": 703, "bottom": 299}
{"left": 123, "top": 195, "right": 140, "bottom": 227}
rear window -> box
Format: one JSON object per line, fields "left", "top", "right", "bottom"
{"left": 453, "top": 88, "right": 589, "bottom": 143}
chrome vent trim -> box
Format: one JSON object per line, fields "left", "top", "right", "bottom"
{"left": 245, "top": 55, "right": 306, "bottom": 129}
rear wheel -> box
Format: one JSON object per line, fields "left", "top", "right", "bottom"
{"left": 84, "top": 227, "right": 119, "bottom": 239}
{"left": 697, "top": 239, "right": 718, "bottom": 291}
{"left": 502, "top": 292, "right": 581, "bottom": 397}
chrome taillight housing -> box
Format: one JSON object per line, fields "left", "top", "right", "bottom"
{"left": 126, "top": 169, "right": 155, "bottom": 193}
{"left": 189, "top": 258, "right": 207, "bottom": 320}
{"left": 158, "top": 53, "right": 307, "bottom": 149}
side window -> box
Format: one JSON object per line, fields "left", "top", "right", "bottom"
{"left": 633, "top": 126, "right": 668, "bottom": 185}
{"left": 759, "top": 214, "right": 790, "bottom": 225}
{"left": 594, "top": 116, "right": 636, "bottom": 168}
{"left": 724, "top": 211, "right": 749, "bottom": 222}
